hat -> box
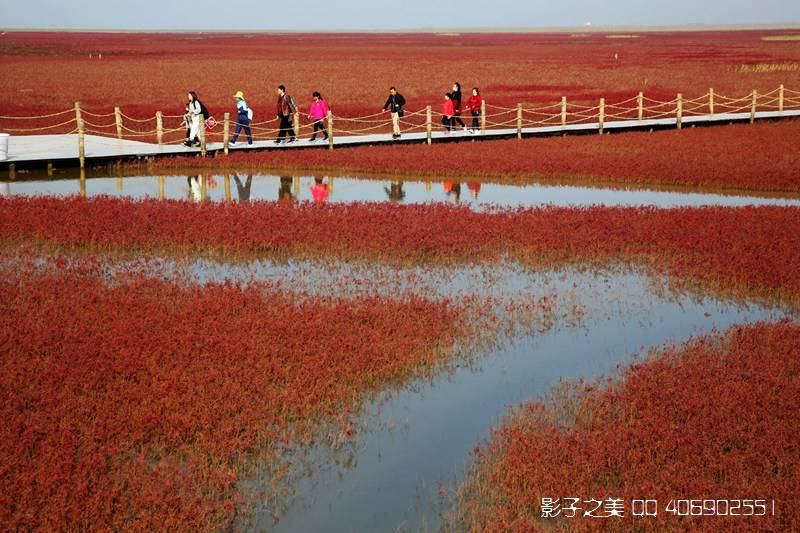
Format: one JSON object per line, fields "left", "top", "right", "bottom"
{"left": 233, "top": 91, "right": 245, "bottom": 99}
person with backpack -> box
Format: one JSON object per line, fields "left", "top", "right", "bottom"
{"left": 307, "top": 92, "right": 330, "bottom": 142}
{"left": 451, "top": 82, "right": 467, "bottom": 133}
{"left": 382, "top": 86, "right": 406, "bottom": 140}
{"left": 466, "top": 87, "right": 483, "bottom": 134}
{"left": 441, "top": 93, "right": 455, "bottom": 134}
{"left": 275, "top": 85, "right": 297, "bottom": 144}
{"left": 184, "top": 91, "right": 204, "bottom": 147}
{"left": 231, "top": 90, "right": 253, "bottom": 145}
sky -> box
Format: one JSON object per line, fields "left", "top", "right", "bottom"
{"left": 1, "top": 0, "right": 799, "bottom": 30}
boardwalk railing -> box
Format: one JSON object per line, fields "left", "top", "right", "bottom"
{"left": 1, "top": 85, "right": 799, "bottom": 167}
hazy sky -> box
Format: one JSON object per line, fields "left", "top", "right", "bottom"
{"left": 1, "top": 0, "right": 799, "bottom": 30}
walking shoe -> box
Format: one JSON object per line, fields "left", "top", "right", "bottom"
{"left": 274, "top": 140, "right": 283, "bottom": 145}
{"left": 287, "top": 138, "right": 297, "bottom": 144}
{"left": 322, "top": 135, "right": 329, "bottom": 141}
{"left": 309, "top": 137, "right": 317, "bottom": 142}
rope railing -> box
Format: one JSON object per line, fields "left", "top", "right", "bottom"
{"left": 1, "top": 86, "right": 797, "bottom": 166}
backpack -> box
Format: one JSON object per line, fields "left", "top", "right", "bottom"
{"left": 198, "top": 101, "right": 210, "bottom": 120}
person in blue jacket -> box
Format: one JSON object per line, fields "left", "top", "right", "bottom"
{"left": 231, "top": 91, "right": 253, "bottom": 145}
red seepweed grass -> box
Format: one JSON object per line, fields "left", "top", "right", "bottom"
{"left": 1, "top": 196, "right": 799, "bottom": 306}
{"left": 0, "top": 264, "right": 464, "bottom": 531}
{"left": 456, "top": 320, "right": 800, "bottom": 532}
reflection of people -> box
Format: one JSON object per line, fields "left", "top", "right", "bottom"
{"left": 467, "top": 182, "right": 481, "bottom": 200}
{"left": 278, "top": 176, "right": 296, "bottom": 203}
{"left": 233, "top": 173, "right": 253, "bottom": 202}
{"left": 187, "top": 175, "right": 202, "bottom": 202}
{"left": 384, "top": 180, "right": 405, "bottom": 202}
{"left": 443, "top": 181, "right": 461, "bottom": 203}
{"left": 310, "top": 177, "right": 329, "bottom": 203}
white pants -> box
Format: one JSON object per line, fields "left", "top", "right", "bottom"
{"left": 189, "top": 114, "right": 202, "bottom": 141}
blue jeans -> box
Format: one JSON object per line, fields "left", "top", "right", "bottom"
{"left": 232, "top": 115, "right": 252, "bottom": 144}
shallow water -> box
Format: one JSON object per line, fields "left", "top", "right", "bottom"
{"left": 2, "top": 173, "right": 799, "bottom": 209}
{"left": 2, "top": 253, "right": 789, "bottom": 531}
{"left": 157, "top": 260, "right": 783, "bottom": 533}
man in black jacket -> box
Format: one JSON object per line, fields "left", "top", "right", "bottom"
{"left": 382, "top": 86, "right": 406, "bottom": 139}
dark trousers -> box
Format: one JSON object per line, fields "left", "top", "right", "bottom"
{"left": 277, "top": 114, "right": 295, "bottom": 141}
{"left": 232, "top": 116, "right": 252, "bottom": 144}
{"left": 441, "top": 115, "right": 455, "bottom": 131}
{"left": 453, "top": 111, "right": 466, "bottom": 128}
{"left": 310, "top": 120, "right": 328, "bottom": 140}
{"left": 471, "top": 111, "right": 480, "bottom": 129}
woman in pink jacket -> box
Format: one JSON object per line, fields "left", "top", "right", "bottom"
{"left": 307, "top": 92, "right": 331, "bottom": 142}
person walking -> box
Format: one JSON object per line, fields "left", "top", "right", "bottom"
{"left": 307, "top": 92, "right": 330, "bottom": 142}
{"left": 441, "top": 93, "right": 455, "bottom": 134}
{"left": 231, "top": 91, "right": 253, "bottom": 145}
{"left": 275, "top": 85, "right": 297, "bottom": 144}
{"left": 184, "top": 91, "right": 203, "bottom": 147}
{"left": 466, "top": 87, "right": 483, "bottom": 134}
{"left": 382, "top": 86, "right": 406, "bottom": 140}
{"left": 451, "top": 82, "right": 467, "bottom": 133}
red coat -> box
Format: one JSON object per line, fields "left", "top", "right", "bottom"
{"left": 466, "top": 94, "right": 483, "bottom": 113}
{"left": 441, "top": 99, "right": 455, "bottom": 116}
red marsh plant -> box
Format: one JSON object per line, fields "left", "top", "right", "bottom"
{"left": 1, "top": 197, "right": 799, "bottom": 307}
{"left": 0, "top": 263, "right": 465, "bottom": 531}
{"left": 454, "top": 320, "right": 800, "bottom": 532}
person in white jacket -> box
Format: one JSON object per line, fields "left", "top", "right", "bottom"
{"left": 184, "top": 91, "right": 203, "bottom": 147}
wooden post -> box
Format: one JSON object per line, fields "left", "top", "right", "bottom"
{"left": 199, "top": 123, "right": 206, "bottom": 156}
{"left": 223, "top": 112, "right": 230, "bottom": 155}
{"left": 8, "top": 163, "right": 15, "bottom": 180}
{"left": 293, "top": 176, "right": 300, "bottom": 197}
{"left": 158, "top": 175, "right": 165, "bottom": 200}
{"left": 293, "top": 112, "right": 300, "bottom": 140}
{"left": 328, "top": 176, "right": 334, "bottom": 197}
{"left": 224, "top": 174, "right": 231, "bottom": 202}
{"left": 750, "top": 90, "right": 757, "bottom": 124}
{"left": 75, "top": 102, "right": 85, "bottom": 169}
{"left": 79, "top": 168, "right": 86, "bottom": 197}
{"left": 516, "top": 103, "right": 522, "bottom": 140}
{"left": 156, "top": 111, "right": 163, "bottom": 147}
{"left": 200, "top": 175, "right": 207, "bottom": 202}
{"left": 327, "top": 111, "right": 334, "bottom": 151}
{"left": 676, "top": 93, "right": 683, "bottom": 129}
{"left": 426, "top": 105, "right": 432, "bottom": 145}
{"left": 117, "top": 176, "right": 123, "bottom": 191}
{"left": 114, "top": 106, "right": 123, "bottom": 139}
{"left": 637, "top": 92, "right": 644, "bottom": 121}
{"left": 480, "top": 100, "right": 486, "bottom": 133}
{"left": 560, "top": 96, "right": 567, "bottom": 128}
{"left": 47, "top": 161, "right": 53, "bottom": 176}
{"left": 708, "top": 89, "right": 715, "bottom": 116}
{"left": 778, "top": 84, "right": 785, "bottom": 113}
{"left": 598, "top": 98, "right": 605, "bottom": 134}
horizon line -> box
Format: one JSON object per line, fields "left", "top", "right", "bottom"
{"left": 2, "top": 23, "right": 800, "bottom": 34}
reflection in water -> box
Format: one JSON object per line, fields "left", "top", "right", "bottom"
{"left": 234, "top": 173, "right": 253, "bottom": 202}
{"left": 187, "top": 175, "right": 201, "bottom": 202}
{"left": 384, "top": 180, "right": 405, "bottom": 202}
{"left": 4, "top": 173, "right": 800, "bottom": 209}
{"left": 467, "top": 181, "right": 481, "bottom": 200}
{"left": 310, "top": 177, "right": 329, "bottom": 203}
{"left": 444, "top": 181, "right": 461, "bottom": 203}
{"left": 279, "top": 176, "right": 296, "bottom": 204}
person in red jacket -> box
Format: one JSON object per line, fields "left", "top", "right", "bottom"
{"left": 466, "top": 87, "right": 483, "bottom": 134}
{"left": 441, "top": 93, "right": 455, "bottom": 134}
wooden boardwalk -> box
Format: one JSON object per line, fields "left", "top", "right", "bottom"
{"left": 2, "top": 110, "right": 799, "bottom": 169}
